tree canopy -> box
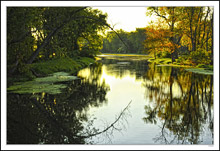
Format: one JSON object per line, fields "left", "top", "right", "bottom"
{"left": 7, "top": 7, "right": 109, "bottom": 74}
{"left": 101, "top": 28, "right": 146, "bottom": 54}
{"left": 145, "top": 7, "right": 213, "bottom": 65}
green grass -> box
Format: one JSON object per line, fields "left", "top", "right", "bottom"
{"left": 30, "top": 57, "right": 94, "bottom": 76}
{"left": 7, "top": 57, "right": 95, "bottom": 87}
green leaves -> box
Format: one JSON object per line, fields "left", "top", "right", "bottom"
{"left": 101, "top": 28, "right": 146, "bottom": 54}
{"left": 144, "top": 7, "right": 213, "bottom": 66}
{"left": 7, "top": 7, "right": 108, "bottom": 75}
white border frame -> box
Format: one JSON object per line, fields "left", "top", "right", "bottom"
{"left": 1, "top": 1, "right": 219, "bottom": 150}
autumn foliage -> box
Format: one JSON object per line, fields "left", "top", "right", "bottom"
{"left": 145, "top": 7, "right": 213, "bottom": 66}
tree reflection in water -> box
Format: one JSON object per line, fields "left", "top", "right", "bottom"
{"left": 7, "top": 62, "right": 111, "bottom": 144}
{"left": 142, "top": 63, "right": 213, "bottom": 144}
{"left": 7, "top": 57, "right": 214, "bottom": 144}
{"left": 100, "top": 57, "right": 149, "bottom": 80}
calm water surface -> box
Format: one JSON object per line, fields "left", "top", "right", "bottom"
{"left": 7, "top": 55, "right": 213, "bottom": 144}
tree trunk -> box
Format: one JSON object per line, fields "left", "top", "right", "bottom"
{"left": 9, "top": 7, "right": 88, "bottom": 74}
{"left": 210, "top": 14, "right": 213, "bottom": 65}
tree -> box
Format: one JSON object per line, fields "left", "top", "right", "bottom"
{"left": 101, "top": 28, "right": 146, "bottom": 54}
{"left": 7, "top": 7, "right": 45, "bottom": 73}
{"left": 7, "top": 7, "right": 109, "bottom": 75}
{"left": 146, "top": 7, "right": 184, "bottom": 62}
{"left": 145, "top": 7, "right": 214, "bottom": 65}
{"left": 144, "top": 22, "right": 174, "bottom": 59}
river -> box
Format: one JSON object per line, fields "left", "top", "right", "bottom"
{"left": 7, "top": 55, "right": 214, "bottom": 144}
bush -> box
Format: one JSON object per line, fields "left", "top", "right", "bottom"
{"left": 196, "top": 64, "right": 206, "bottom": 68}
{"left": 175, "top": 56, "right": 191, "bottom": 65}
{"left": 156, "top": 51, "right": 162, "bottom": 58}
{"left": 189, "top": 50, "right": 211, "bottom": 65}
{"left": 197, "top": 64, "right": 213, "bottom": 70}
{"left": 162, "top": 51, "right": 171, "bottom": 58}
{"left": 17, "top": 63, "right": 35, "bottom": 80}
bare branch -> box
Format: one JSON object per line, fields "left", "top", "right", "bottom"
{"left": 78, "top": 100, "right": 132, "bottom": 138}
{"left": 153, "top": 10, "right": 171, "bottom": 27}
{"left": 74, "top": 16, "right": 130, "bottom": 50}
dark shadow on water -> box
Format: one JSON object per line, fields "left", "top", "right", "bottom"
{"left": 7, "top": 56, "right": 214, "bottom": 144}
{"left": 142, "top": 63, "right": 213, "bottom": 144}
{"left": 7, "top": 63, "right": 110, "bottom": 144}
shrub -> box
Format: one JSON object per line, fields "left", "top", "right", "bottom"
{"left": 189, "top": 50, "right": 211, "bottom": 65}
{"left": 197, "top": 64, "right": 206, "bottom": 68}
{"left": 162, "top": 51, "right": 171, "bottom": 58}
{"left": 175, "top": 56, "right": 189, "bottom": 65}
{"left": 17, "top": 63, "right": 35, "bottom": 80}
{"left": 156, "top": 51, "right": 162, "bottom": 58}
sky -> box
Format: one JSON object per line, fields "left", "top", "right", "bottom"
{"left": 92, "top": 7, "right": 156, "bottom": 32}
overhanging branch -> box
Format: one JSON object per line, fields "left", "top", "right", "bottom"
{"left": 154, "top": 10, "right": 171, "bottom": 27}
{"left": 74, "top": 16, "right": 130, "bottom": 50}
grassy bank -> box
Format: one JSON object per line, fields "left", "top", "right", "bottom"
{"left": 148, "top": 57, "right": 213, "bottom": 69}
{"left": 148, "top": 57, "right": 213, "bottom": 75}
{"left": 148, "top": 57, "right": 192, "bottom": 68}
{"left": 7, "top": 57, "right": 95, "bottom": 86}
{"left": 30, "top": 57, "right": 94, "bottom": 76}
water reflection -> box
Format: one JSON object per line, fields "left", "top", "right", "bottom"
{"left": 99, "top": 57, "right": 149, "bottom": 80}
{"left": 142, "top": 63, "right": 213, "bottom": 144}
{"left": 78, "top": 56, "right": 213, "bottom": 144}
{"left": 7, "top": 64, "right": 110, "bottom": 144}
{"left": 7, "top": 56, "right": 214, "bottom": 144}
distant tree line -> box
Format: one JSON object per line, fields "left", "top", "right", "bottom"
{"left": 101, "top": 28, "right": 146, "bottom": 54}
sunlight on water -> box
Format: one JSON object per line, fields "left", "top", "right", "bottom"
{"left": 77, "top": 56, "right": 213, "bottom": 144}
{"left": 7, "top": 56, "right": 213, "bottom": 145}
{"left": 78, "top": 62, "right": 161, "bottom": 144}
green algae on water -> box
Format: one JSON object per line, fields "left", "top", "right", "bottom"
{"left": 7, "top": 72, "right": 79, "bottom": 94}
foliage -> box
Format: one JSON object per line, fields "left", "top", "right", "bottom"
{"left": 7, "top": 7, "right": 108, "bottom": 77}
{"left": 175, "top": 55, "right": 193, "bottom": 66}
{"left": 101, "top": 28, "right": 146, "bottom": 54}
{"left": 144, "top": 22, "right": 181, "bottom": 60}
{"left": 188, "top": 50, "right": 211, "bottom": 65}
{"left": 7, "top": 64, "right": 110, "bottom": 143}
{"left": 7, "top": 57, "right": 94, "bottom": 87}
{"left": 7, "top": 72, "right": 79, "bottom": 94}
{"left": 30, "top": 57, "right": 95, "bottom": 76}
{"left": 144, "top": 7, "right": 213, "bottom": 65}
{"left": 41, "top": 7, "right": 108, "bottom": 59}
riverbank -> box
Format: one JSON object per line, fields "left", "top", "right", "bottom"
{"left": 7, "top": 57, "right": 95, "bottom": 87}
{"left": 148, "top": 57, "right": 213, "bottom": 75}
{"left": 99, "top": 53, "right": 149, "bottom": 57}
{"left": 100, "top": 54, "right": 213, "bottom": 71}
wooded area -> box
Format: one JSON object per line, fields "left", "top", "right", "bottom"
{"left": 7, "top": 7, "right": 108, "bottom": 77}
{"left": 101, "top": 7, "right": 213, "bottom": 68}
{"left": 145, "top": 7, "right": 213, "bottom": 66}
{"left": 7, "top": 6, "right": 214, "bottom": 81}
{"left": 101, "top": 28, "right": 146, "bottom": 54}
{"left": 6, "top": 6, "right": 215, "bottom": 145}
